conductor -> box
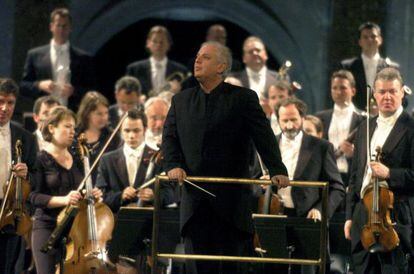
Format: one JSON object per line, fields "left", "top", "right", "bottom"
{"left": 162, "top": 41, "right": 289, "bottom": 274}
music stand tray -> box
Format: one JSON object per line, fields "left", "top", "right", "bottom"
{"left": 253, "top": 215, "right": 321, "bottom": 260}
{"left": 108, "top": 207, "right": 180, "bottom": 263}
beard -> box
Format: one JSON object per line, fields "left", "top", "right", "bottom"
{"left": 283, "top": 128, "right": 300, "bottom": 140}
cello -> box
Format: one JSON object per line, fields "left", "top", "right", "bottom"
{"left": 0, "top": 139, "right": 32, "bottom": 235}
{"left": 60, "top": 134, "right": 116, "bottom": 273}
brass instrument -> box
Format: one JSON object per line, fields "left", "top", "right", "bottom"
{"left": 277, "top": 60, "right": 302, "bottom": 92}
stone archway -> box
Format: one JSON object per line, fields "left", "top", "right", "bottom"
{"left": 70, "top": 0, "right": 332, "bottom": 111}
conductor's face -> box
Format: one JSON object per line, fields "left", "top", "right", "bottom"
{"left": 194, "top": 45, "right": 226, "bottom": 84}
{"left": 121, "top": 118, "right": 146, "bottom": 149}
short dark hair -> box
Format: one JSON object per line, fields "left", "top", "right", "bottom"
{"left": 125, "top": 108, "right": 147, "bottom": 128}
{"left": 147, "top": 25, "right": 172, "bottom": 46}
{"left": 374, "top": 67, "right": 404, "bottom": 88}
{"left": 331, "top": 70, "right": 356, "bottom": 88}
{"left": 265, "top": 80, "right": 293, "bottom": 98}
{"left": 275, "top": 97, "right": 307, "bottom": 120}
{"left": 42, "top": 106, "right": 76, "bottom": 142}
{"left": 76, "top": 91, "right": 109, "bottom": 132}
{"left": 115, "top": 76, "right": 142, "bottom": 95}
{"left": 358, "top": 22, "right": 381, "bottom": 37}
{"left": 304, "top": 115, "right": 324, "bottom": 136}
{"left": 0, "top": 78, "right": 19, "bottom": 97}
{"left": 50, "top": 8, "right": 72, "bottom": 23}
{"left": 33, "top": 96, "right": 60, "bottom": 115}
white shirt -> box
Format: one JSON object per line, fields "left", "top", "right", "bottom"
{"left": 0, "top": 122, "right": 12, "bottom": 199}
{"left": 150, "top": 56, "right": 167, "bottom": 94}
{"left": 278, "top": 131, "right": 303, "bottom": 208}
{"left": 50, "top": 39, "right": 71, "bottom": 106}
{"left": 123, "top": 142, "right": 146, "bottom": 186}
{"left": 35, "top": 129, "right": 49, "bottom": 152}
{"left": 361, "top": 53, "right": 380, "bottom": 89}
{"left": 145, "top": 129, "right": 161, "bottom": 151}
{"left": 246, "top": 66, "right": 267, "bottom": 99}
{"left": 270, "top": 113, "right": 281, "bottom": 136}
{"left": 360, "top": 106, "right": 403, "bottom": 196}
{"left": 328, "top": 103, "right": 355, "bottom": 173}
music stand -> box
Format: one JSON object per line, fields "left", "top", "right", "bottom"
{"left": 253, "top": 214, "right": 321, "bottom": 260}
{"left": 108, "top": 207, "right": 180, "bottom": 265}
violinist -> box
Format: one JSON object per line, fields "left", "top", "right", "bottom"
{"left": 73, "top": 91, "right": 121, "bottom": 183}
{"left": 0, "top": 78, "right": 37, "bottom": 274}
{"left": 344, "top": 68, "right": 414, "bottom": 273}
{"left": 29, "top": 106, "right": 102, "bottom": 274}
{"left": 96, "top": 108, "right": 175, "bottom": 213}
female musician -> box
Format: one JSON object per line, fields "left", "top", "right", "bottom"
{"left": 29, "top": 106, "right": 102, "bottom": 274}
{"left": 74, "top": 91, "right": 121, "bottom": 183}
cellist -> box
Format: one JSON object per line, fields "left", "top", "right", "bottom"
{"left": 0, "top": 78, "right": 37, "bottom": 274}
{"left": 344, "top": 67, "right": 414, "bottom": 273}
{"left": 29, "top": 106, "right": 102, "bottom": 274}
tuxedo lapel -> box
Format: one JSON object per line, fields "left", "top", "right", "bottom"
{"left": 145, "top": 59, "right": 153, "bottom": 90}
{"left": 41, "top": 45, "right": 53, "bottom": 78}
{"left": 294, "top": 134, "right": 312, "bottom": 179}
{"left": 114, "top": 149, "right": 129, "bottom": 188}
{"left": 381, "top": 112, "right": 408, "bottom": 156}
{"left": 324, "top": 110, "right": 334, "bottom": 139}
{"left": 133, "top": 146, "right": 154, "bottom": 188}
{"left": 240, "top": 71, "right": 249, "bottom": 88}
{"left": 361, "top": 118, "right": 377, "bottom": 165}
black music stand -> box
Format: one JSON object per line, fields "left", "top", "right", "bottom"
{"left": 253, "top": 215, "right": 321, "bottom": 260}
{"left": 108, "top": 207, "right": 181, "bottom": 269}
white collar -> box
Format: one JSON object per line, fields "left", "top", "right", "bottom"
{"left": 150, "top": 56, "right": 167, "bottom": 67}
{"left": 246, "top": 66, "right": 267, "bottom": 77}
{"left": 281, "top": 130, "right": 303, "bottom": 145}
{"left": 333, "top": 103, "right": 355, "bottom": 113}
{"left": 377, "top": 106, "right": 403, "bottom": 126}
{"left": 51, "top": 39, "right": 70, "bottom": 51}
{"left": 0, "top": 122, "right": 11, "bottom": 135}
{"left": 361, "top": 52, "right": 380, "bottom": 62}
{"left": 123, "top": 142, "right": 145, "bottom": 158}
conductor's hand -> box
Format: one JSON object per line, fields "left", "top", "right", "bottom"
{"left": 271, "top": 175, "right": 289, "bottom": 188}
{"left": 260, "top": 174, "right": 270, "bottom": 190}
{"left": 122, "top": 186, "right": 137, "bottom": 201}
{"left": 307, "top": 208, "right": 321, "bottom": 221}
{"left": 344, "top": 220, "right": 352, "bottom": 240}
{"left": 138, "top": 188, "right": 154, "bottom": 202}
{"left": 167, "top": 168, "right": 187, "bottom": 185}
{"left": 65, "top": 190, "right": 82, "bottom": 205}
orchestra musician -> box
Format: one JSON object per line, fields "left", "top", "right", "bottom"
{"left": 162, "top": 41, "right": 289, "bottom": 274}
{"left": 0, "top": 78, "right": 37, "bottom": 274}
{"left": 32, "top": 95, "right": 60, "bottom": 151}
{"left": 344, "top": 68, "right": 414, "bottom": 273}
{"left": 96, "top": 109, "right": 175, "bottom": 213}
{"left": 29, "top": 106, "right": 102, "bottom": 274}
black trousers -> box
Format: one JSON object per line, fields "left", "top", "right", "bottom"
{"left": 350, "top": 200, "right": 414, "bottom": 274}
{"left": 183, "top": 203, "right": 252, "bottom": 274}
{"left": 0, "top": 229, "right": 22, "bottom": 274}
{"left": 31, "top": 226, "right": 61, "bottom": 274}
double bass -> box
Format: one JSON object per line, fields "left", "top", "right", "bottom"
{"left": 0, "top": 139, "right": 32, "bottom": 235}
{"left": 60, "top": 135, "right": 116, "bottom": 273}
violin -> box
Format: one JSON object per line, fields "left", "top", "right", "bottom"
{"left": 360, "top": 147, "right": 399, "bottom": 253}
{"left": 0, "top": 140, "right": 32, "bottom": 235}
{"left": 60, "top": 134, "right": 116, "bottom": 273}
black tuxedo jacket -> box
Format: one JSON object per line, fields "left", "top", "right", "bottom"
{"left": 346, "top": 111, "right": 414, "bottom": 221}
{"left": 10, "top": 122, "right": 37, "bottom": 173}
{"left": 276, "top": 133, "right": 345, "bottom": 218}
{"left": 340, "top": 56, "right": 398, "bottom": 110}
{"left": 126, "top": 58, "right": 189, "bottom": 96}
{"left": 316, "top": 107, "right": 365, "bottom": 141}
{"left": 162, "top": 82, "right": 288, "bottom": 233}
{"left": 96, "top": 145, "right": 174, "bottom": 212}
{"left": 231, "top": 68, "right": 282, "bottom": 94}
{"left": 20, "top": 44, "right": 96, "bottom": 110}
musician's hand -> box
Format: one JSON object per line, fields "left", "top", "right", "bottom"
{"left": 37, "top": 80, "right": 56, "bottom": 94}
{"left": 307, "top": 208, "right": 321, "bottom": 221}
{"left": 65, "top": 190, "right": 82, "bottom": 205}
{"left": 13, "top": 163, "right": 28, "bottom": 179}
{"left": 60, "top": 83, "right": 74, "bottom": 98}
{"left": 339, "top": 141, "right": 354, "bottom": 158}
{"left": 92, "top": 187, "right": 103, "bottom": 201}
{"left": 138, "top": 188, "right": 154, "bottom": 202}
{"left": 271, "top": 175, "right": 289, "bottom": 188}
{"left": 344, "top": 220, "right": 352, "bottom": 240}
{"left": 260, "top": 175, "right": 270, "bottom": 190}
{"left": 122, "top": 186, "right": 137, "bottom": 201}
{"left": 369, "top": 161, "right": 390, "bottom": 180}
{"left": 167, "top": 168, "right": 187, "bottom": 185}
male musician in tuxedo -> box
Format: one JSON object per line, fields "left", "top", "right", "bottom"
{"left": 96, "top": 109, "right": 174, "bottom": 213}
{"left": 267, "top": 80, "right": 293, "bottom": 135}
{"left": 344, "top": 68, "right": 414, "bottom": 273}
{"left": 32, "top": 96, "right": 60, "bottom": 151}
{"left": 231, "top": 36, "right": 281, "bottom": 100}
{"left": 340, "top": 22, "right": 399, "bottom": 110}
{"left": 126, "top": 25, "right": 188, "bottom": 98}
{"left": 20, "top": 8, "right": 96, "bottom": 110}
{"left": 0, "top": 78, "right": 37, "bottom": 274}
{"left": 316, "top": 70, "right": 364, "bottom": 186}
{"left": 108, "top": 76, "right": 144, "bottom": 129}
{"left": 162, "top": 41, "right": 289, "bottom": 274}
{"left": 144, "top": 97, "right": 169, "bottom": 150}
